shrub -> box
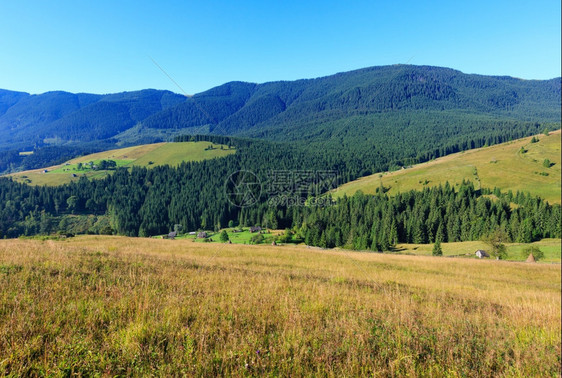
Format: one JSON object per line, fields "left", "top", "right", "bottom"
{"left": 250, "top": 233, "right": 264, "bottom": 244}
{"left": 220, "top": 230, "right": 229, "bottom": 242}
{"left": 522, "top": 246, "right": 544, "bottom": 261}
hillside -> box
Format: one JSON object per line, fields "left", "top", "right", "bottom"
{"left": 9, "top": 141, "right": 234, "bottom": 186}
{"left": 334, "top": 130, "right": 561, "bottom": 204}
{"left": 1, "top": 236, "right": 559, "bottom": 375}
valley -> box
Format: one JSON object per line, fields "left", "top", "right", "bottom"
{"left": 3, "top": 0, "right": 561, "bottom": 375}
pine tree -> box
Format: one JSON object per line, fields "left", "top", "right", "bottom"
{"left": 319, "top": 232, "right": 327, "bottom": 248}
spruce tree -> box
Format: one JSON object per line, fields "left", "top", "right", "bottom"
{"left": 432, "top": 239, "right": 443, "bottom": 256}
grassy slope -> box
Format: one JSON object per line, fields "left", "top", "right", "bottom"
{"left": 334, "top": 130, "right": 561, "bottom": 204}
{"left": 169, "top": 229, "right": 561, "bottom": 263}
{"left": 0, "top": 236, "right": 559, "bottom": 376}
{"left": 9, "top": 141, "right": 235, "bottom": 186}
{"left": 393, "top": 238, "right": 561, "bottom": 263}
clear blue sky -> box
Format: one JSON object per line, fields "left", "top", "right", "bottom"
{"left": 1, "top": 0, "right": 560, "bottom": 95}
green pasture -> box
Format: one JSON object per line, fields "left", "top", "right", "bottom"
{"left": 335, "top": 130, "right": 561, "bottom": 204}
{"left": 393, "top": 238, "right": 561, "bottom": 263}
{"left": 9, "top": 141, "right": 235, "bottom": 186}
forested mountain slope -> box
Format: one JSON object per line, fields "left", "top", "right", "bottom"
{"left": 134, "top": 65, "right": 561, "bottom": 147}
{"left": 2, "top": 65, "right": 560, "bottom": 151}
{"left": 0, "top": 89, "right": 186, "bottom": 151}
{"left": 1, "top": 65, "right": 559, "bottom": 175}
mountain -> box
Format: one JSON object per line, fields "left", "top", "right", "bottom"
{"left": 131, "top": 65, "right": 561, "bottom": 146}
{"left": 1, "top": 65, "right": 560, "bottom": 176}
{"left": 2, "top": 65, "right": 560, "bottom": 151}
{"left": 0, "top": 89, "right": 186, "bottom": 151}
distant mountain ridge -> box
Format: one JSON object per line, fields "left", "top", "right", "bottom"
{"left": 1, "top": 65, "right": 560, "bottom": 152}
{"left": 0, "top": 89, "right": 186, "bottom": 150}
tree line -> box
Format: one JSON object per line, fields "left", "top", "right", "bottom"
{"left": 0, "top": 136, "right": 560, "bottom": 248}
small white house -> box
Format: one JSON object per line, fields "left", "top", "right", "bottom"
{"left": 475, "top": 250, "right": 490, "bottom": 259}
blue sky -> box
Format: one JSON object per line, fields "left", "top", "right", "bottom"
{"left": 1, "top": 0, "right": 560, "bottom": 94}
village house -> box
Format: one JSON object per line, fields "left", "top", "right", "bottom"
{"left": 475, "top": 250, "right": 490, "bottom": 259}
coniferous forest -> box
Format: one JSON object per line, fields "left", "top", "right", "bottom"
{"left": 1, "top": 133, "right": 560, "bottom": 249}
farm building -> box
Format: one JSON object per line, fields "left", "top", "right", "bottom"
{"left": 166, "top": 231, "right": 177, "bottom": 240}
{"left": 475, "top": 250, "right": 490, "bottom": 258}
{"left": 250, "top": 226, "right": 262, "bottom": 233}
{"left": 197, "top": 231, "right": 208, "bottom": 238}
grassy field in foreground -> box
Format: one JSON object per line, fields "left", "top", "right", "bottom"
{"left": 1, "top": 236, "right": 560, "bottom": 376}
{"left": 334, "top": 130, "right": 561, "bottom": 204}
{"left": 9, "top": 142, "right": 235, "bottom": 186}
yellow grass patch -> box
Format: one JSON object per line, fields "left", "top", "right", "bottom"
{"left": 0, "top": 236, "right": 559, "bottom": 375}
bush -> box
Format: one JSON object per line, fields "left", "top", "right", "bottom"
{"left": 250, "top": 233, "right": 264, "bottom": 244}
{"left": 522, "top": 246, "right": 544, "bottom": 261}
{"left": 220, "top": 230, "right": 229, "bottom": 242}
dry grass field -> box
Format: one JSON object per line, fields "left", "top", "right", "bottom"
{"left": 335, "top": 130, "right": 561, "bottom": 204}
{"left": 1, "top": 236, "right": 560, "bottom": 376}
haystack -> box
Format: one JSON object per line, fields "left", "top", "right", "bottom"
{"left": 525, "top": 253, "right": 536, "bottom": 263}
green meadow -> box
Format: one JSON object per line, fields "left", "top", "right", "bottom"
{"left": 335, "top": 130, "right": 561, "bottom": 204}
{"left": 393, "top": 238, "right": 561, "bottom": 263}
{"left": 165, "top": 228, "right": 284, "bottom": 245}
{"left": 9, "top": 142, "right": 235, "bottom": 186}
{"left": 165, "top": 229, "right": 560, "bottom": 263}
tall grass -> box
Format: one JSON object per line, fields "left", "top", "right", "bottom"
{"left": 1, "top": 236, "right": 560, "bottom": 376}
